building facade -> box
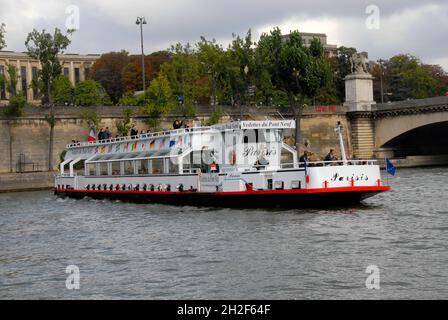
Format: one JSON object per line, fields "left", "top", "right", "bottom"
{"left": 0, "top": 51, "right": 100, "bottom": 106}
{"left": 283, "top": 32, "right": 338, "bottom": 57}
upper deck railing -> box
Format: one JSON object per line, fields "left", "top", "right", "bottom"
{"left": 67, "top": 126, "right": 214, "bottom": 149}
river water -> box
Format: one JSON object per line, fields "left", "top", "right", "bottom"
{"left": 1, "top": 167, "right": 448, "bottom": 299}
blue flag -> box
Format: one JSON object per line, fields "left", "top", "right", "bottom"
{"left": 386, "top": 159, "right": 396, "bottom": 176}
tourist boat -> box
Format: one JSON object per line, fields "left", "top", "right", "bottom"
{"left": 54, "top": 120, "right": 390, "bottom": 208}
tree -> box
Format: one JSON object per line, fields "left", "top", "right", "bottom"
{"left": 140, "top": 73, "right": 175, "bottom": 131}
{"left": 3, "top": 94, "right": 26, "bottom": 117}
{"left": 52, "top": 75, "right": 73, "bottom": 105}
{"left": 384, "top": 54, "right": 439, "bottom": 101}
{"left": 80, "top": 109, "right": 102, "bottom": 128}
{"left": 0, "top": 23, "right": 6, "bottom": 50}
{"left": 74, "top": 80, "right": 110, "bottom": 106}
{"left": 25, "top": 28, "right": 74, "bottom": 171}
{"left": 227, "top": 30, "right": 256, "bottom": 106}
{"left": 115, "top": 108, "right": 133, "bottom": 136}
{"left": 197, "top": 37, "right": 231, "bottom": 106}
{"left": 121, "top": 52, "right": 171, "bottom": 94}
{"left": 332, "top": 46, "right": 357, "bottom": 102}
{"left": 256, "top": 28, "right": 331, "bottom": 153}
{"left": 5, "top": 64, "right": 18, "bottom": 97}
{"left": 25, "top": 28, "right": 74, "bottom": 105}
{"left": 90, "top": 51, "right": 129, "bottom": 104}
{"left": 160, "top": 43, "right": 206, "bottom": 117}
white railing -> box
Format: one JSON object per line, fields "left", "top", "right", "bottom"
{"left": 66, "top": 126, "right": 213, "bottom": 149}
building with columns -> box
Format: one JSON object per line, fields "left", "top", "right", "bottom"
{"left": 0, "top": 51, "right": 100, "bottom": 106}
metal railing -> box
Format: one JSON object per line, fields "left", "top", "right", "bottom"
{"left": 67, "top": 126, "right": 213, "bottom": 149}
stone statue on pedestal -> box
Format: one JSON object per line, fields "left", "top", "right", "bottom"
{"left": 350, "top": 52, "right": 369, "bottom": 74}
{"left": 344, "top": 51, "right": 375, "bottom": 112}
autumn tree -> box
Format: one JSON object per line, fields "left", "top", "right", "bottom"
{"left": 90, "top": 51, "right": 130, "bottom": 104}
{"left": 121, "top": 51, "right": 171, "bottom": 94}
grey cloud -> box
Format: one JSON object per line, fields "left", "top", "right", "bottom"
{"left": 1, "top": 0, "right": 447, "bottom": 69}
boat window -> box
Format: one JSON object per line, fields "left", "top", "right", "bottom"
{"left": 243, "top": 129, "right": 258, "bottom": 144}
{"left": 111, "top": 161, "right": 120, "bottom": 175}
{"left": 152, "top": 159, "right": 164, "bottom": 174}
{"left": 99, "top": 162, "right": 109, "bottom": 176}
{"left": 123, "top": 161, "right": 134, "bottom": 175}
{"left": 87, "top": 163, "right": 95, "bottom": 176}
{"left": 167, "top": 160, "right": 177, "bottom": 174}
{"left": 136, "top": 159, "right": 149, "bottom": 174}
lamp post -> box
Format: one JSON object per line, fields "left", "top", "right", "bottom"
{"left": 378, "top": 59, "right": 386, "bottom": 104}
{"left": 136, "top": 17, "right": 147, "bottom": 92}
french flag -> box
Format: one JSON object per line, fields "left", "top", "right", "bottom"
{"left": 87, "top": 126, "right": 96, "bottom": 142}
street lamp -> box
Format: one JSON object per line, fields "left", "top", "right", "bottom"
{"left": 377, "top": 59, "right": 386, "bottom": 104}
{"left": 136, "top": 17, "right": 147, "bottom": 92}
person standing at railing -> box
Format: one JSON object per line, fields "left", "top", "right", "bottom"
{"left": 130, "top": 124, "right": 138, "bottom": 137}
{"left": 324, "top": 149, "right": 337, "bottom": 164}
{"left": 104, "top": 127, "right": 111, "bottom": 140}
{"left": 98, "top": 128, "right": 105, "bottom": 141}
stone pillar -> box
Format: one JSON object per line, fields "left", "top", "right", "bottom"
{"left": 348, "top": 112, "right": 375, "bottom": 159}
{"left": 344, "top": 52, "right": 377, "bottom": 159}
{"left": 343, "top": 73, "right": 376, "bottom": 112}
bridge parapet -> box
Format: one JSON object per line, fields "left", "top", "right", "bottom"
{"left": 374, "top": 96, "right": 448, "bottom": 116}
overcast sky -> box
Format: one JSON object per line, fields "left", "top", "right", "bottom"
{"left": 1, "top": 0, "right": 447, "bottom": 69}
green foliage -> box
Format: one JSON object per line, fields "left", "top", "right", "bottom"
{"left": 52, "top": 75, "right": 73, "bottom": 105}
{"left": 25, "top": 28, "right": 74, "bottom": 105}
{"left": 74, "top": 80, "right": 110, "bottom": 106}
{"left": 5, "top": 64, "right": 18, "bottom": 96}
{"left": 80, "top": 109, "right": 102, "bottom": 128}
{"left": 257, "top": 28, "right": 331, "bottom": 104}
{"left": 140, "top": 73, "right": 175, "bottom": 131}
{"left": 115, "top": 108, "right": 134, "bottom": 136}
{"left": 160, "top": 43, "right": 208, "bottom": 109}
{"left": 333, "top": 46, "right": 357, "bottom": 102}
{"left": 0, "top": 23, "right": 6, "bottom": 50}
{"left": 385, "top": 54, "right": 439, "bottom": 100}
{"left": 3, "top": 94, "right": 27, "bottom": 117}
{"left": 45, "top": 113, "right": 56, "bottom": 128}
{"left": 118, "top": 91, "right": 147, "bottom": 106}
{"left": 207, "top": 108, "right": 222, "bottom": 125}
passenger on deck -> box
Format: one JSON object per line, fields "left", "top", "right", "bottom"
{"left": 324, "top": 149, "right": 337, "bottom": 165}
{"left": 130, "top": 124, "right": 138, "bottom": 137}
{"left": 98, "top": 128, "right": 105, "bottom": 141}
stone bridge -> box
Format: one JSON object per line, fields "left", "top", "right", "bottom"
{"left": 348, "top": 96, "right": 448, "bottom": 166}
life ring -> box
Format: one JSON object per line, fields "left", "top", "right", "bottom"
{"left": 229, "top": 149, "right": 236, "bottom": 165}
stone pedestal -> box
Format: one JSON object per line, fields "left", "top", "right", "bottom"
{"left": 343, "top": 73, "right": 376, "bottom": 112}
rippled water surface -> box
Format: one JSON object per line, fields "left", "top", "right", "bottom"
{"left": 1, "top": 167, "right": 448, "bottom": 299}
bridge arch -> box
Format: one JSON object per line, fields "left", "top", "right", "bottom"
{"left": 380, "top": 121, "right": 448, "bottom": 158}
{"left": 375, "top": 111, "right": 448, "bottom": 156}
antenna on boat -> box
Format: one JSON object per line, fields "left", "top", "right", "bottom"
{"left": 335, "top": 121, "right": 348, "bottom": 164}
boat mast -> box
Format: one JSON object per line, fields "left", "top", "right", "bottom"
{"left": 335, "top": 121, "right": 348, "bottom": 164}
